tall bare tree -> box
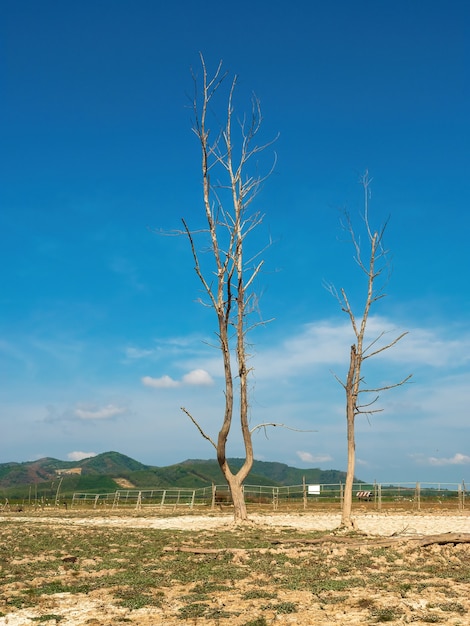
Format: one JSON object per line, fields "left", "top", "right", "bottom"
{"left": 326, "top": 172, "right": 412, "bottom": 528}
{"left": 180, "top": 55, "right": 276, "bottom": 523}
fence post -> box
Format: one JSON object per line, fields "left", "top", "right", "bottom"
{"left": 190, "top": 490, "right": 195, "bottom": 510}
{"left": 415, "top": 482, "right": 421, "bottom": 511}
{"left": 463, "top": 481, "right": 466, "bottom": 511}
{"left": 93, "top": 494, "right": 99, "bottom": 509}
{"left": 211, "top": 484, "right": 216, "bottom": 510}
{"left": 340, "top": 482, "right": 344, "bottom": 510}
{"left": 374, "top": 480, "right": 382, "bottom": 511}
{"left": 160, "top": 490, "right": 166, "bottom": 509}
{"left": 135, "top": 491, "right": 142, "bottom": 511}
{"left": 303, "top": 476, "right": 307, "bottom": 510}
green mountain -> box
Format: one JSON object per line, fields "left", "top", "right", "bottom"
{"left": 0, "top": 451, "right": 147, "bottom": 488}
{"left": 0, "top": 451, "right": 358, "bottom": 500}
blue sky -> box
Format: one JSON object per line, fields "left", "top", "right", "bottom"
{"left": 1, "top": 0, "right": 469, "bottom": 485}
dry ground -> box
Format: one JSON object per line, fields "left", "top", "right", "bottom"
{"left": 1, "top": 509, "right": 469, "bottom": 625}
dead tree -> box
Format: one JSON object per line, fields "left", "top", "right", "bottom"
{"left": 326, "top": 172, "right": 412, "bottom": 528}
{"left": 180, "top": 55, "right": 276, "bottom": 523}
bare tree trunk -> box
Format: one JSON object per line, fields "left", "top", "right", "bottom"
{"left": 341, "top": 346, "right": 357, "bottom": 527}
{"left": 223, "top": 471, "right": 248, "bottom": 522}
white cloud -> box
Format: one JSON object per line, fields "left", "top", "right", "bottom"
{"left": 142, "top": 369, "right": 214, "bottom": 388}
{"left": 297, "top": 451, "right": 333, "bottom": 464}
{"left": 74, "top": 404, "right": 127, "bottom": 420}
{"left": 182, "top": 369, "right": 214, "bottom": 386}
{"left": 253, "top": 315, "right": 470, "bottom": 381}
{"left": 428, "top": 453, "right": 470, "bottom": 466}
{"left": 67, "top": 451, "right": 97, "bottom": 461}
{"left": 124, "top": 346, "right": 154, "bottom": 360}
{"left": 142, "top": 375, "right": 180, "bottom": 388}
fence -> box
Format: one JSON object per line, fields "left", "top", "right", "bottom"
{"left": 70, "top": 480, "right": 467, "bottom": 512}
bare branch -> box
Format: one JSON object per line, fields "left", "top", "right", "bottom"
{"left": 330, "top": 369, "right": 346, "bottom": 390}
{"left": 359, "top": 373, "right": 413, "bottom": 394}
{"left": 250, "top": 422, "right": 317, "bottom": 435}
{"left": 363, "top": 332, "right": 409, "bottom": 360}
{"left": 181, "top": 407, "right": 217, "bottom": 449}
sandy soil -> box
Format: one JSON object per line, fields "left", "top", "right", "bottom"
{"left": 4, "top": 510, "right": 470, "bottom": 535}
{"left": 1, "top": 511, "right": 469, "bottom": 626}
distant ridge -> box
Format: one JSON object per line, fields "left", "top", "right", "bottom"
{"left": 0, "top": 451, "right": 360, "bottom": 500}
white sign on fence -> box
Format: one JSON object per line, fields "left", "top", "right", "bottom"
{"left": 308, "top": 484, "right": 321, "bottom": 495}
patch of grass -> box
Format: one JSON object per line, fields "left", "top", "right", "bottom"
{"left": 178, "top": 602, "right": 209, "bottom": 619}
{"left": 31, "top": 616, "right": 64, "bottom": 623}
{"left": 370, "top": 547, "right": 400, "bottom": 563}
{"left": 24, "top": 581, "right": 91, "bottom": 597}
{"left": 274, "top": 601, "right": 298, "bottom": 614}
{"left": 242, "top": 618, "right": 268, "bottom": 626}
{"left": 318, "top": 594, "right": 348, "bottom": 605}
{"left": 169, "top": 551, "right": 245, "bottom": 585}
{"left": 242, "top": 589, "right": 277, "bottom": 600}
{"left": 437, "top": 602, "right": 467, "bottom": 614}
{"left": 399, "top": 582, "right": 412, "bottom": 596}
{"left": 6, "top": 596, "right": 34, "bottom": 609}
{"left": 115, "top": 588, "right": 164, "bottom": 610}
{"left": 370, "top": 607, "right": 402, "bottom": 622}
{"left": 192, "top": 581, "right": 231, "bottom": 594}
{"left": 311, "top": 577, "right": 363, "bottom": 594}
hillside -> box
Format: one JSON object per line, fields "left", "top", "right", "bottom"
{"left": 0, "top": 451, "right": 148, "bottom": 489}
{"left": 0, "top": 451, "right": 359, "bottom": 500}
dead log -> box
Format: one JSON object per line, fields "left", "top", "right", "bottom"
{"left": 161, "top": 533, "right": 470, "bottom": 556}
{"left": 270, "top": 532, "right": 470, "bottom": 549}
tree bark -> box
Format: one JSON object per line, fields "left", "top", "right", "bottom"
{"left": 341, "top": 345, "right": 357, "bottom": 528}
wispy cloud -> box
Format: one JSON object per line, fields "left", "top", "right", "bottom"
{"left": 297, "top": 451, "right": 333, "bottom": 464}
{"left": 124, "top": 346, "right": 155, "bottom": 360}
{"left": 142, "top": 369, "right": 214, "bottom": 389}
{"left": 411, "top": 452, "right": 470, "bottom": 467}
{"left": 67, "top": 451, "right": 97, "bottom": 461}
{"left": 428, "top": 453, "right": 470, "bottom": 466}
{"left": 142, "top": 375, "right": 180, "bottom": 389}
{"left": 252, "top": 315, "right": 470, "bottom": 381}
{"left": 45, "top": 402, "right": 129, "bottom": 422}
{"left": 74, "top": 404, "right": 127, "bottom": 420}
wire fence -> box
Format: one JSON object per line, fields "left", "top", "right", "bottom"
{"left": 69, "top": 480, "right": 467, "bottom": 512}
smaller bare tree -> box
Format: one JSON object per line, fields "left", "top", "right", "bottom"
{"left": 326, "top": 172, "right": 412, "bottom": 528}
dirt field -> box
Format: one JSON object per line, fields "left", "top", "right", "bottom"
{"left": 1, "top": 510, "right": 469, "bottom": 625}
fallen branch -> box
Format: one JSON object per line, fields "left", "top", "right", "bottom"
{"left": 161, "top": 533, "right": 470, "bottom": 556}
{"left": 269, "top": 532, "right": 470, "bottom": 549}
